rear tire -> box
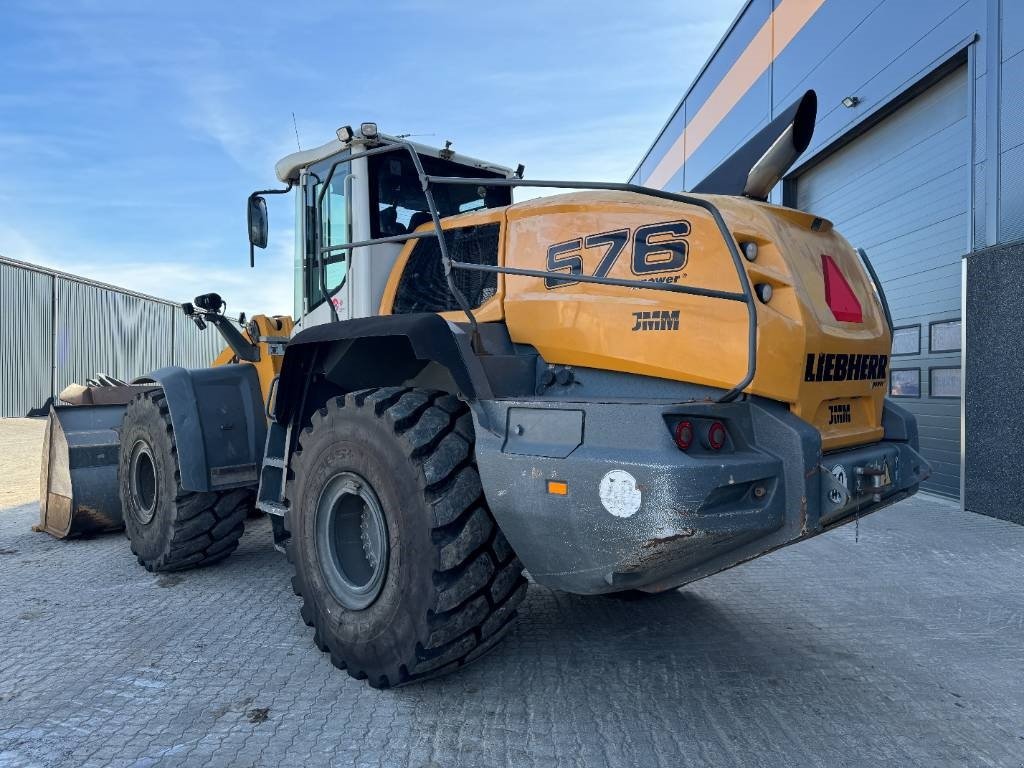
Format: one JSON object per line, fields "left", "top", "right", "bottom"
{"left": 119, "top": 390, "right": 252, "bottom": 572}
{"left": 286, "top": 387, "right": 527, "bottom": 688}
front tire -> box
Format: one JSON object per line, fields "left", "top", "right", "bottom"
{"left": 286, "top": 387, "right": 527, "bottom": 688}
{"left": 119, "top": 390, "right": 252, "bottom": 572}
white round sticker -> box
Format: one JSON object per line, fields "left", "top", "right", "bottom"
{"left": 599, "top": 470, "right": 642, "bottom": 518}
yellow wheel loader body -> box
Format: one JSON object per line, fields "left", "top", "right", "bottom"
{"left": 380, "top": 191, "right": 890, "bottom": 452}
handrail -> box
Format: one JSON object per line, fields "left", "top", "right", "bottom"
{"left": 307, "top": 138, "right": 758, "bottom": 403}
{"left": 857, "top": 247, "right": 893, "bottom": 335}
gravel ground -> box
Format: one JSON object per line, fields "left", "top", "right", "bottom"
{"left": 2, "top": 417, "right": 1023, "bottom": 767}
{"left": 1, "top": 492, "right": 1023, "bottom": 768}
{"left": 0, "top": 419, "right": 46, "bottom": 508}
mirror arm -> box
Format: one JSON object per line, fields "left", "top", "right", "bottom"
{"left": 249, "top": 182, "right": 293, "bottom": 200}
{"left": 204, "top": 313, "right": 261, "bottom": 362}
{"left": 247, "top": 182, "right": 293, "bottom": 268}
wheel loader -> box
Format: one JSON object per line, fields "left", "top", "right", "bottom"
{"left": 40, "top": 90, "right": 929, "bottom": 687}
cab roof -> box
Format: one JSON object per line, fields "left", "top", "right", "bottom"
{"left": 274, "top": 129, "right": 515, "bottom": 183}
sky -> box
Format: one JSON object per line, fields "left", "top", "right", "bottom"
{"left": 0, "top": 0, "right": 746, "bottom": 317}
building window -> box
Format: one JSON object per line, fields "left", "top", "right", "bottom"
{"left": 891, "top": 325, "right": 920, "bottom": 356}
{"left": 890, "top": 368, "right": 921, "bottom": 398}
{"left": 930, "top": 366, "right": 961, "bottom": 398}
{"left": 929, "top": 319, "right": 961, "bottom": 353}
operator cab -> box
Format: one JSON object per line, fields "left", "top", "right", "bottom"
{"left": 255, "top": 123, "right": 516, "bottom": 331}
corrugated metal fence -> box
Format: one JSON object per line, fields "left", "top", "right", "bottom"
{"left": 0, "top": 256, "right": 228, "bottom": 417}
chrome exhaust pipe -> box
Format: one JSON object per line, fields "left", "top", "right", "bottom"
{"left": 690, "top": 90, "right": 817, "bottom": 200}
{"left": 743, "top": 91, "right": 817, "bottom": 200}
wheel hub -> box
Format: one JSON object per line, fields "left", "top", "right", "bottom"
{"left": 314, "top": 472, "right": 389, "bottom": 610}
{"left": 128, "top": 439, "right": 158, "bottom": 525}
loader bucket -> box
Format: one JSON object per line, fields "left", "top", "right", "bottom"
{"left": 39, "top": 404, "right": 126, "bottom": 538}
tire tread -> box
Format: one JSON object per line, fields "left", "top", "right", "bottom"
{"left": 121, "top": 390, "right": 252, "bottom": 572}
{"left": 286, "top": 387, "right": 527, "bottom": 688}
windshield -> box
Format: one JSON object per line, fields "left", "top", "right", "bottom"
{"left": 369, "top": 152, "right": 511, "bottom": 237}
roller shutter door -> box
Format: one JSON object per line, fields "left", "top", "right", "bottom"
{"left": 795, "top": 66, "right": 968, "bottom": 498}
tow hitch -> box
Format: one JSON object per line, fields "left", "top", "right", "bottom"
{"left": 856, "top": 462, "right": 893, "bottom": 502}
{"left": 818, "top": 446, "right": 903, "bottom": 527}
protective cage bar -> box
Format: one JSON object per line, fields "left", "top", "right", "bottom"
{"left": 311, "top": 138, "right": 758, "bottom": 402}
{"left": 857, "top": 247, "right": 893, "bottom": 335}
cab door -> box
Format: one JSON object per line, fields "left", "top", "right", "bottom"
{"left": 295, "top": 155, "right": 352, "bottom": 330}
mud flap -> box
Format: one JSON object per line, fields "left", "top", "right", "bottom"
{"left": 39, "top": 404, "right": 127, "bottom": 538}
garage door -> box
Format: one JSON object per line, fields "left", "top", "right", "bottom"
{"left": 795, "top": 66, "right": 968, "bottom": 498}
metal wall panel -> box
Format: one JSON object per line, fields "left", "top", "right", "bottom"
{"left": 1, "top": 258, "right": 249, "bottom": 416}
{"left": 54, "top": 278, "right": 173, "bottom": 395}
{"left": 998, "top": 141, "right": 1024, "bottom": 242}
{"left": 0, "top": 262, "right": 53, "bottom": 417}
{"left": 999, "top": 39, "right": 1024, "bottom": 241}
{"left": 632, "top": 0, "right": 985, "bottom": 191}
{"left": 1003, "top": 0, "right": 1024, "bottom": 62}
{"left": 775, "top": 0, "right": 979, "bottom": 163}
{"left": 173, "top": 309, "right": 226, "bottom": 369}
{"left": 998, "top": 48, "right": 1024, "bottom": 161}
{"left": 631, "top": 0, "right": 770, "bottom": 185}
{"left": 796, "top": 67, "right": 969, "bottom": 498}
{"left": 684, "top": 69, "right": 772, "bottom": 190}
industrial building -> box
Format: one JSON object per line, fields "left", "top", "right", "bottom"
{"left": 631, "top": 0, "right": 1021, "bottom": 523}
{"left": 0, "top": 255, "right": 224, "bottom": 418}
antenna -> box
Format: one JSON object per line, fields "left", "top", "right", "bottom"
{"left": 291, "top": 112, "right": 302, "bottom": 151}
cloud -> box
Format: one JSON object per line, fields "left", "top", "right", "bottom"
{"left": 176, "top": 66, "right": 289, "bottom": 174}
{"left": 1, "top": 0, "right": 747, "bottom": 324}
{"left": 0, "top": 221, "right": 293, "bottom": 318}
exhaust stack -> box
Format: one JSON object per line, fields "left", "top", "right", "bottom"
{"left": 691, "top": 90, "right": 818, "bottom": 201}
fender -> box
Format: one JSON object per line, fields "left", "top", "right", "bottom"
{"left": 273, "top": 313, "right": 494, "bottom": 426}
{"left": 136, "top": 364, "right": 267, "bottom": 492}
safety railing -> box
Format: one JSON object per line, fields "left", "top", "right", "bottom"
{"left": 310, "top": 138, "right": 758, "bottom": 403}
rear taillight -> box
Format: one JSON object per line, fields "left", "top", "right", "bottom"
{"left": 706, "top": 421, "right": 727, "bottom": 451}
{"left": 673, "top": 420, "right": 695, "bottom": 451}
{"left": 821, "top": 253, "right": 863, "bottom": 323}
{"left": 667, "top": 417, "right": 733, "bottom": 453}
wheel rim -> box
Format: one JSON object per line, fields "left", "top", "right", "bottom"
{"left": 128, "top": 439, "right": 158, "bottom": 524}
{"left": 314, "top": 471, "right": 389, "bottom": 610}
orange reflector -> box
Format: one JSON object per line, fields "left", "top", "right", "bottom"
{"left": 547, "top": 480, "right": 568, "bottom": 496}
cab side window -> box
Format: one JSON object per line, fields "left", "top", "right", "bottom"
{"left": 304, "top": 158, "right": 350, "bottom": 312}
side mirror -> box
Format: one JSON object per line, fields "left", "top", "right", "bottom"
{"left": 244, "top": 183, "right": 291, "bottom": 268}
{"left": 248, "top": 195, "right": 268, "bottom": 249}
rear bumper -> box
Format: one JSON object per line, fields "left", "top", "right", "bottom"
{"left": 472, "top": 397, "right": 929, "bottom": 594}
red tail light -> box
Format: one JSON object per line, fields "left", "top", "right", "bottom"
{"left": 673, "top": 420, "right": 695, "bottom": 451}
{"left": 706, "top": 421, "right": 727, "bottom": 451}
